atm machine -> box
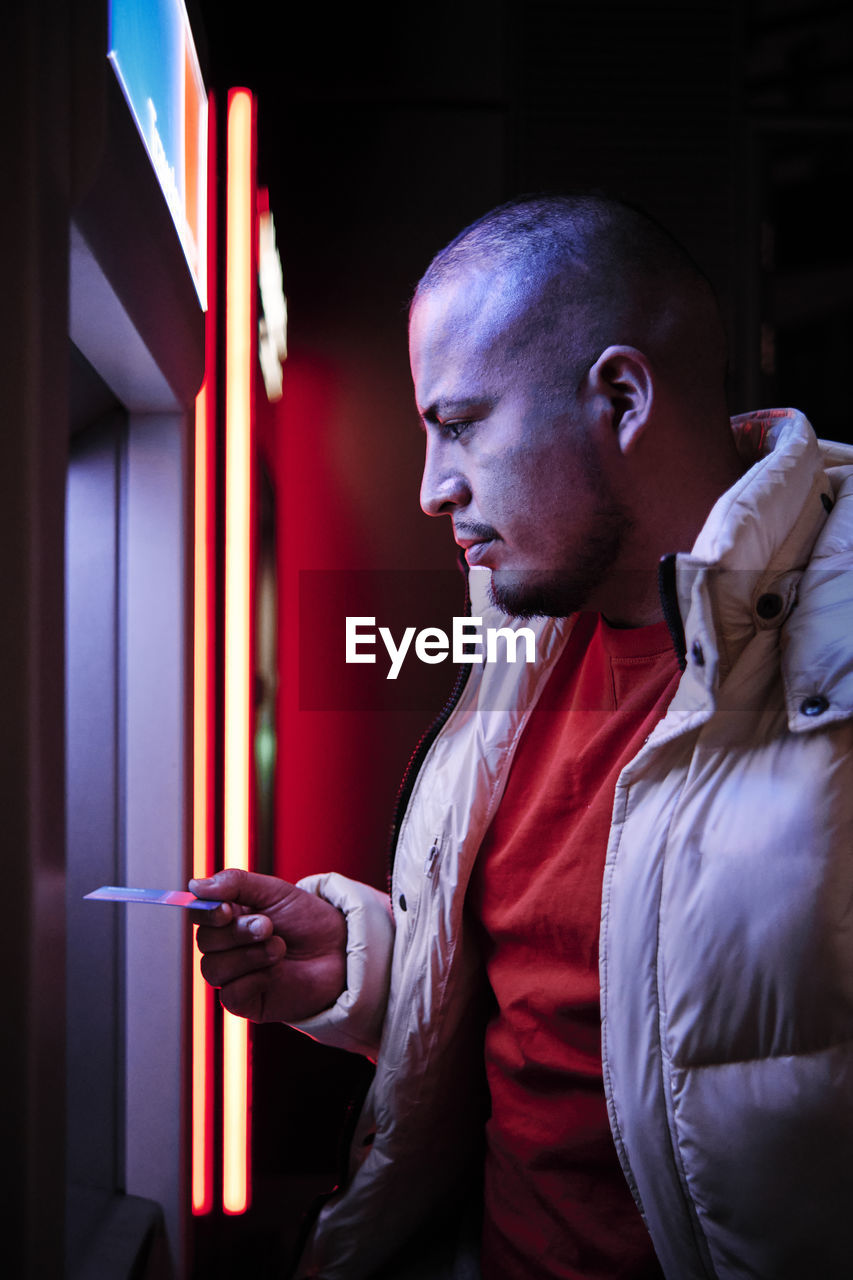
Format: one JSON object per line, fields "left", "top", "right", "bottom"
{"left": 65, "top": 0, "right": 208, "bottom": 1274}
{"left": 3, "top": 0, "right": 292, "bottom": 1270}
{"left": 66, "top": 131, "right": 200, "bottom": 1280}
{"left": 7, "top": 0, "right": 204, "bottom": 1274}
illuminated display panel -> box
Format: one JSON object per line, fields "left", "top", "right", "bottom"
{"left": 108, "top": 0, "right": 208, "bottom": 307}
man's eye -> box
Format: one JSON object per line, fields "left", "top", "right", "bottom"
{"left": 441, "top": 420, "right": 472, "bottom": 440}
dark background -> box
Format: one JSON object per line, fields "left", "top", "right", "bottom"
{"left": 187, "top": 1, "right": 853, "bottom": 1273}
{"left": 194, "top": 0, "right": 853, "bottom": 436}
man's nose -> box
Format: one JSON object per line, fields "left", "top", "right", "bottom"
{"left": 419, "top": 442, "right": 472, "bottom": 516}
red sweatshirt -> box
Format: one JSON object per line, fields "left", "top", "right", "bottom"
{"left": 468, "top": 612, "right": 679, "bottom": 1279}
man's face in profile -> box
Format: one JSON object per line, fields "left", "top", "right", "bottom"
{"left": 409, "top": 268, "right": 632, "bottom": 618}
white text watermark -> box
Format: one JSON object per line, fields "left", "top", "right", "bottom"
{"left": 345, "top": 616, "right": 537, "bottom": 680}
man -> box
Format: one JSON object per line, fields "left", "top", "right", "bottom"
{"left": 191, "top": 195, "right": 853, "bottom": 1279}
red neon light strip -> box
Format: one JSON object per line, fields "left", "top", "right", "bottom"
{"left": 191, "top": 378, "right": 214, "bottom": 1215}
{"left": 222, "top": 86, "right": 255, "bottom": 1217}
{"left": 192, "top": 89, "right": 216, "bottom": 1219}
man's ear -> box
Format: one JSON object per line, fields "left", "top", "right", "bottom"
{"left": 586, "top": 345, "right": 654, "bottom": 453}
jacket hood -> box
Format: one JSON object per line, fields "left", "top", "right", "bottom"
{"left": 663, "top": 408, "right": 853, "bottom": 737}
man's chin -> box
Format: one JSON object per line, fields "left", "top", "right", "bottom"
{"left": 487, "top": 569, "right": 589, "bottom": 620}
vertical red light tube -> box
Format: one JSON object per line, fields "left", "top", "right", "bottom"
{"left": 222, "top": 87, "right": 256, "bottom": 1216}
{"left": 191, "top": 91, "right": 217, "bottom": 1219}
{"left": 191, "top": 375, "right": 215, "bottom": 1215}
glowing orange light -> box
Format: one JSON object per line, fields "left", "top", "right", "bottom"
{"left": 222, "top": 1014, "right": 249, "bottom": 1214}
{"left": 191, "top": 937, "right": 214, "bottom": 1213}
{"left": 222, "top": 86, "right": 255, "bottom": 1216}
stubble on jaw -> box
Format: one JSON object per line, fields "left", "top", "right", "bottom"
{"left": 487, "top": 509, "right": 633, "bottom": 619}
{"left": 487, "top": 432, "right": 636, "bottom": 620}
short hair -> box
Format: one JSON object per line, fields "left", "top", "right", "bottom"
{"left": 412, "top": 193, "right": 727, "bottom": 397}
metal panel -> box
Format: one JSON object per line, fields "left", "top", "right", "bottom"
{"left": 65, "top": 411, "right": 126, "bottom": 1273}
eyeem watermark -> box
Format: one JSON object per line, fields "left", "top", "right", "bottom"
{"left": 346, "top": 616, "right": 537, "bottom": 680}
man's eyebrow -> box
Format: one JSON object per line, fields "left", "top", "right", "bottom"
{"left": 418, "top": 397, "right": 491, "bottom": 425}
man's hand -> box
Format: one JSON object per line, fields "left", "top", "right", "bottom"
{"left": 189, "top": 869, "right": 347, "bottom": 1024}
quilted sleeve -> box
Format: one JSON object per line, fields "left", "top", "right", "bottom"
{"left": 288, "top": 872, "right": 395, "bottom": 1061}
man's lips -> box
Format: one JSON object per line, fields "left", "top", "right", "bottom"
{"left": 454, "top": 530, "right": 500, "bottom": 567}
{"left": 466, "top": 541, "right": 496, "bottom": 567}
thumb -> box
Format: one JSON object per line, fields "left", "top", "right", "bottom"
{"left": 189, "top": 868, "right": 296, "bottom": 911}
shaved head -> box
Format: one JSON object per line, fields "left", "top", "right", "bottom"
{"left": 412, "top": 193, "right": 728, "bottom": 409}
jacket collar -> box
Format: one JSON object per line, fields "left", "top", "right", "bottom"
{"left": 659, "top": 409, "right": 853, "bottom": 736}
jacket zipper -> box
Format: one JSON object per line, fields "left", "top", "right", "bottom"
{"left": 658, "top": 553, "right": 687, "bottom": 672}
{"left": 386, "top": 560, "right": 471, "bottom": 890}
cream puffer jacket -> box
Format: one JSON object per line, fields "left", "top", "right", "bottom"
{"left": 293, "top": 410, "right": 853, "bottom": 1280}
